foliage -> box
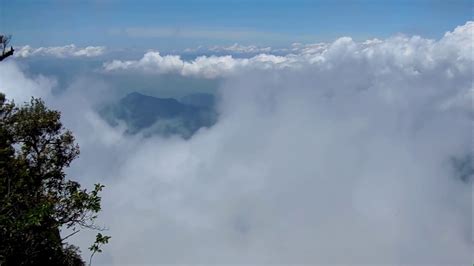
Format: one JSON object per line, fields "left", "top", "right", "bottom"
{"left": 0, "top": 93, "right": 109, "bottom": 266}
{"left": 88, "top": 233, "right": 111, "bottom": 266}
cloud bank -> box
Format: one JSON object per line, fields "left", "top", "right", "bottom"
{"left": 15, "top": 44, "right": 106, "bottom": 58}
{"left": 1, "top": 21, "right": 473, "bottom": 265}
{"left": 103, "top": 21, "right": 473, "bottom": 81}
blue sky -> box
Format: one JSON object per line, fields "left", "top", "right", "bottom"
{"left": 0, "top": 0, "right": 472, "bottom": 51}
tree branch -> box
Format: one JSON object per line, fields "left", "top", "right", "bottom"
{"left": 0, "top": 47, "right": 14, "bottom": 62}
{"left": 61, "top": 229, "right": 80, "bottom": 242}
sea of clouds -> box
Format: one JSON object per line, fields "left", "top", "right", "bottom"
{"left": 0, "top": 21, "right": 472, "bottom": 265}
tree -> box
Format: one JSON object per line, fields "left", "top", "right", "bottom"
{"left": 0, "top": 35, "right": 14, "bottom": 62}
{"left": 0, "top": 94, "right": 109, "bottom": 265}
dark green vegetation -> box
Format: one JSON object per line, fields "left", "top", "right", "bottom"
{"left": 0, "top": 94, "right": 109, "bottom": 266}
{"left": 101, "top": 92, "right": 218, "bottom": 138}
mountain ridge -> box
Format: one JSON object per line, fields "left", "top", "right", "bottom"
{"left": 100, "top": 91, "right": 217, "bottom": 138}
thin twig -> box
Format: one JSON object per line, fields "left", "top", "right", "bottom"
{"left": 88, "top": 250, "right": 97, "bottom": 266}
{"left": 61, "top": 229, "right": 80, "bottom": 242}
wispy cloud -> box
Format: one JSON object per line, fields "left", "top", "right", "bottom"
{"left": 109, "top": 26, "right": 295, "bottom": 42}
{"left": 15, "top": 44, "right": 106, "bottom": 58}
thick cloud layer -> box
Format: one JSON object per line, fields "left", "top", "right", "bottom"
{"left": 1, "top": 21, "right": 473, "bottom": 265}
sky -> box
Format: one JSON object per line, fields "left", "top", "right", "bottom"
{"left": 0, "top": 1, "right": 473, "bottom": 265}
{"left": 1, "top": 0, "right": 472, "bottom": 51}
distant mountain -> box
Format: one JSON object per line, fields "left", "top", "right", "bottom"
{"left": 100, "top": 92, "right": 217, "bottom": 138}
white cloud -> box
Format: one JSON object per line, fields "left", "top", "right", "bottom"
{"left": 289, "top": 41, "right": 329, "bottom": 54}
{"left": 2, "top": 21, "right": 473, "bottom": 265}
{"left": 209, "top": 43, "right": 273, "bottom": 54}
{"left": 183, "top": 43, "right": 273, "bottom": 54}
{"left": 104, "top": 21, "right": 473, "bottom": 81}
{"left": 0, "top": 61, "right": 56, "bottom": 102}
{"left": 104, "top": 51, "right": 292, "bottom": 79}
{"left": 15, "top": 44, "right": 106, "bottom": 58}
